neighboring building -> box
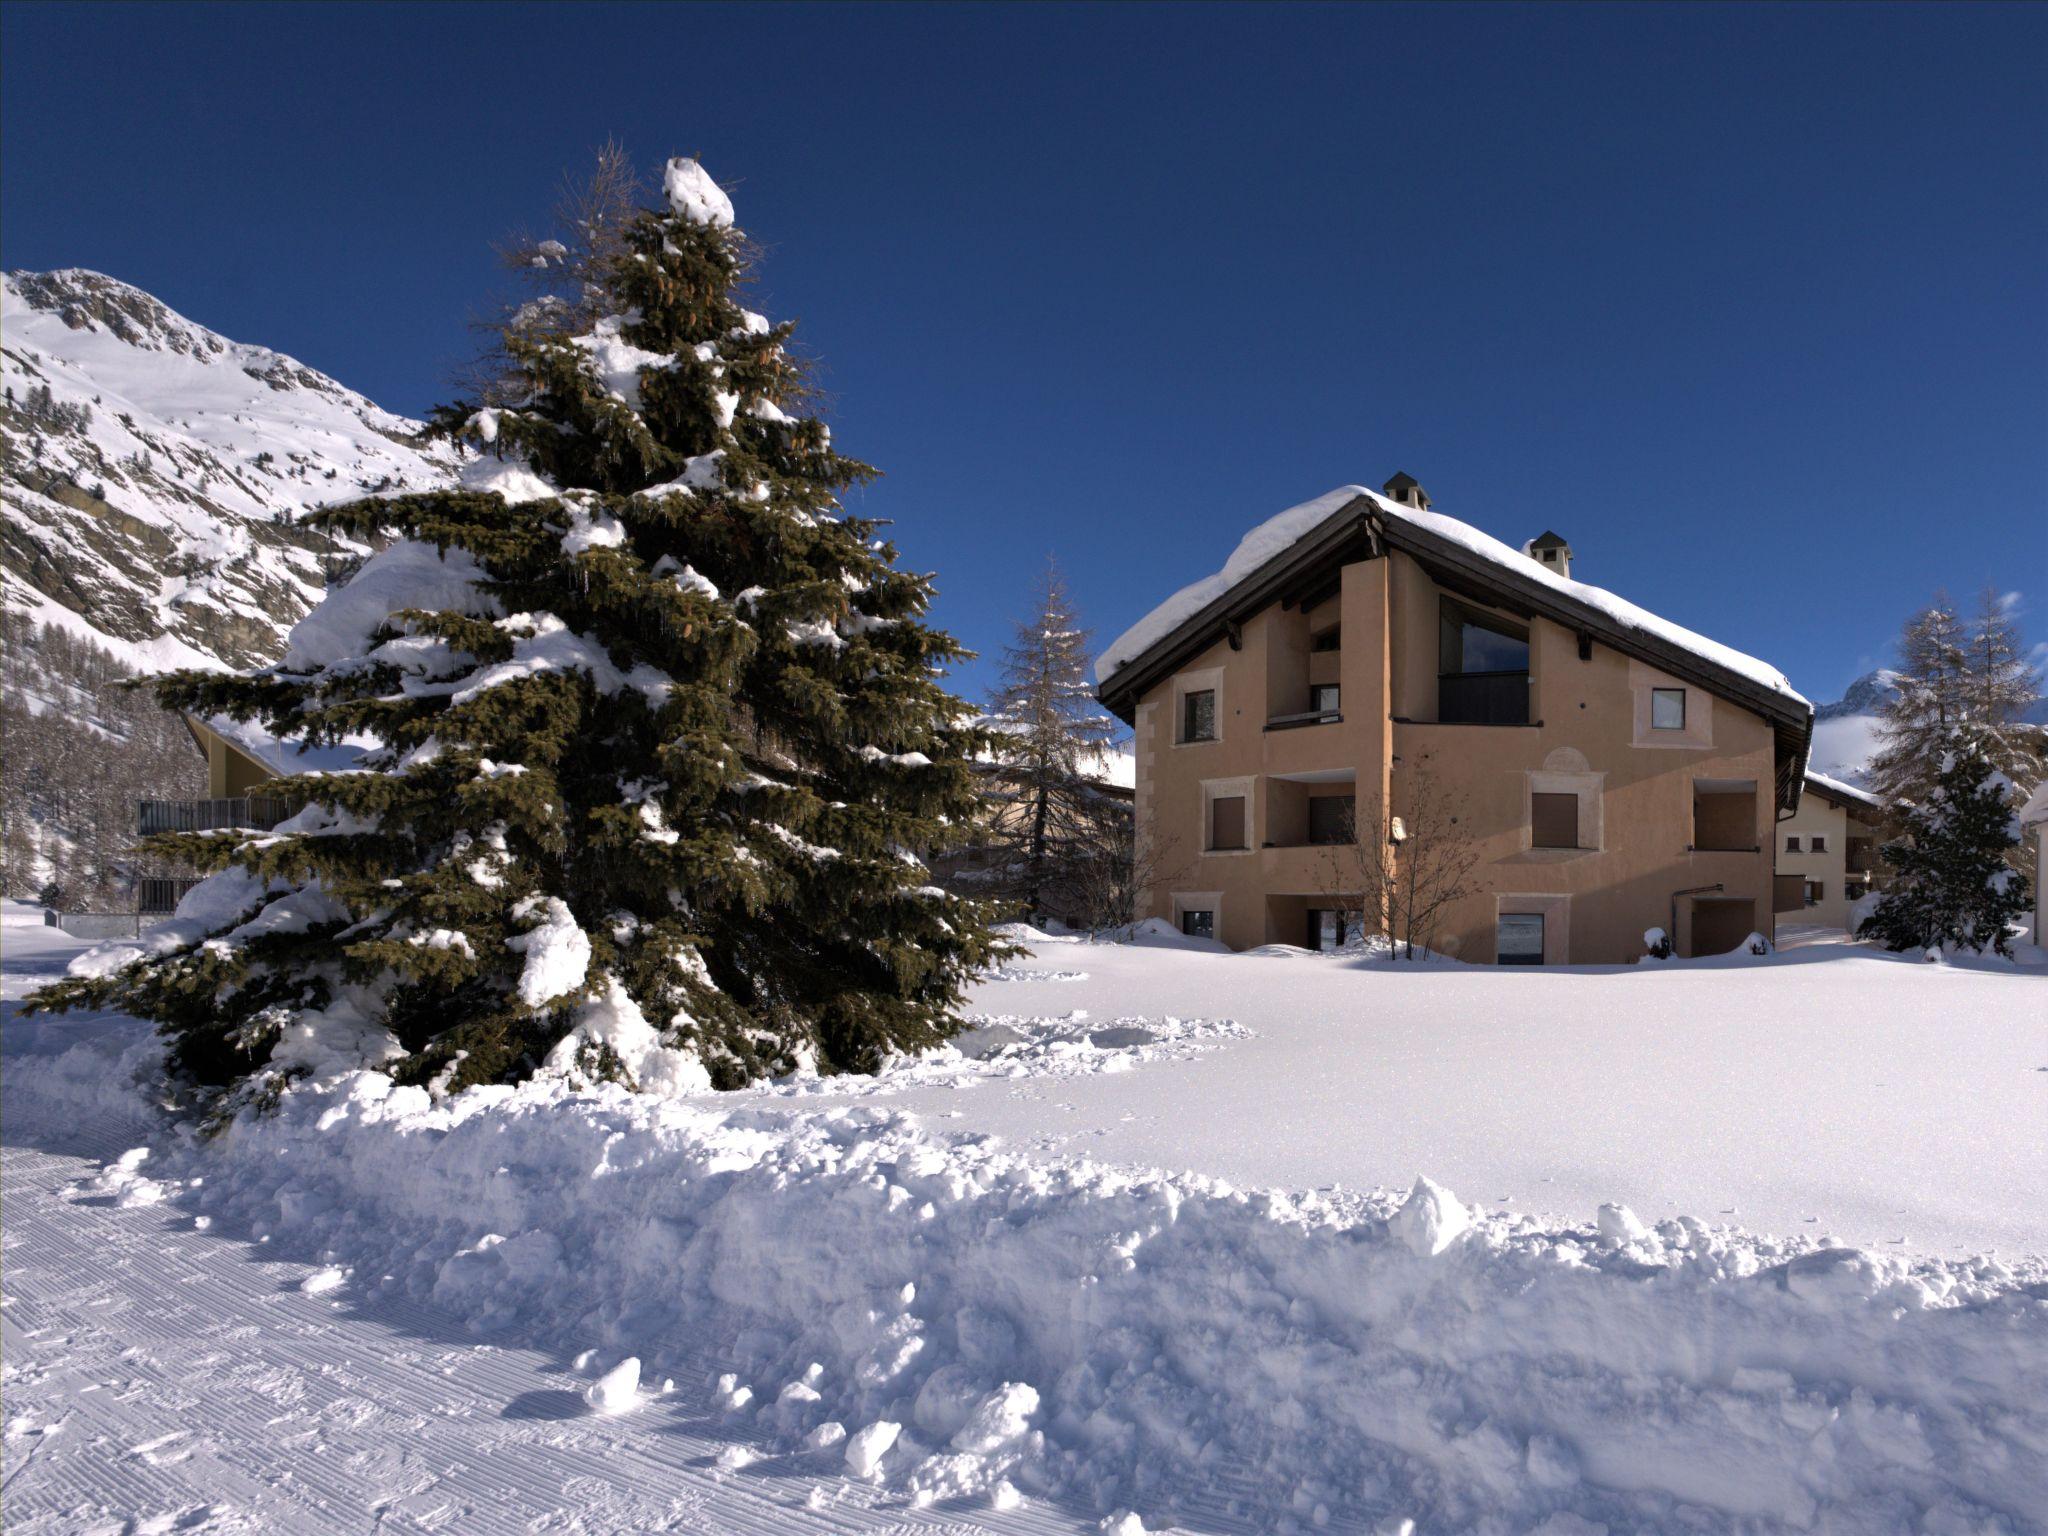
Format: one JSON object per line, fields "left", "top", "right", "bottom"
{"left": 134, "top": 715, "right": 352, "bottom": 912}
{"left": 932, "top": 731, "right": 1136, "bottom": 928}
{"left": 1773, "top": 769, "right": 1888, "bottom": 932}
{"left": 2022, "top": 781, "right": 2048, "bottom": 950}
{"left": 1095, "top": 477, "right": 1814, "bottom": 963}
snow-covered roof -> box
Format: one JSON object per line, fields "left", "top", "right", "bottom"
{"left": 2020, "top": 781, "right": 2048, "bottom": 827}
{"left": 193, "top": 712, "right": 370, "bottom": 777}
{"left": 1096, "top": 486, "right": 1809, "bottom": 713}
{"left": 972, "top": 716, "right": 1135, "bottom": 790}
{"left": 1803, "top": 769, "right": 1883, "bottom": 813}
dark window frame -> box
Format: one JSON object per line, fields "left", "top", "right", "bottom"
{"left": 1180, "top": 908, "right": 1215, "bottom": 940}
{"left": 1810, "top": 834, "right": 1828, "bottom": 854}
{"left": 1181, "top": 688, "right": 1218, "bottom": 743}
{"left": 1311, "top": 628, "right": 1342, "bottom": 653}
{"left": 1309, "top": 683, "right": 1341, "bottom": 716}
{"left": 1785, "top": 835, "right": 1801, "bottom": 853}
{"left": 1438, "top": 598, "right": 1531, "bottom": 725}
{"left": 1651, "top": 687, "right": 1687, "bottom": 731}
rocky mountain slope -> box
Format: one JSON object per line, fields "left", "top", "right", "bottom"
{"left": 2, "top": 269, "right": 455, "bottom": 672}
{"left": 1, "top": 270, "right": 457, "bottom": 900}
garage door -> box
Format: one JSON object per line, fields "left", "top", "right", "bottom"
{"left": 1690, "top": 898, "right": 1756, "bottom": 957}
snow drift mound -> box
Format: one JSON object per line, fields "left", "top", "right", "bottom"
{"left": 63, "top": 1060, "right": 2048, "bottom": 1534}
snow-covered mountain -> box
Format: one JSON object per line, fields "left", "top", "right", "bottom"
{"left": 1813, "top": 667, "right": 1903, "bottom": 722}
{"left": 1, "top": 269, "right": 456, "bottom": 672}
{"left": 1805, "top": 668, "right": 1901, "bottom": 785}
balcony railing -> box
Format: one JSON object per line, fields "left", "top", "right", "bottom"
{"left": 1437, "top": 671, "right": 1530, "bottom": 726}
{"left": 1265, "top": 707, "right": 1342, "bottom": 731}
{"left": 1846, "top": 842, "right": 1882, "bottom": 873}
{"left": 137, "top": 876, "right": 205, "bottom": 914}
{"left": 139, "top": 797, "right": 291, "bottom": 836}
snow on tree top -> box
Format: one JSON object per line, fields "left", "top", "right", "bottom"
{"left": 663, "top": 158, "right": 735, "bottom": 228}
{"left": 1096, "top": 485, "right": 1808, "bottom": 707}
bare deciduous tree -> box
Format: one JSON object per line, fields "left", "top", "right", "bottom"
{"left": 1073, "top": 805, "right": 1193, "bottom": 936}
{"left": 1317, "top": 767, "right": 1481, "bottom": 960}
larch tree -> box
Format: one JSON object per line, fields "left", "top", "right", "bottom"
{"left": 978, "top": 562, "right": 1126, "bottom": 924}
{"left": 30, "top": 155, "right": 999, "bottom": 1108}
{"left": 1867, "top": 596, "right": 1970, "bottom": 813}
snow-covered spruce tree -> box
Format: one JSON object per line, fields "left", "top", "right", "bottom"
{"left": 29, "top": 158, "right": 999, "bottom": 1102}
{"left": 1860, "top": 732, "right": 2031, "bottom": 957}
{"left": 977, "top": 562, "right": 1125, "bottom": 923}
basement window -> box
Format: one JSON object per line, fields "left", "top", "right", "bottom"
{"left": 1180, "top": 909, "right": 1215, "bottom": 940}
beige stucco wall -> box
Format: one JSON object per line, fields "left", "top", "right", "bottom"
{"left": 1776, "top": 795, "right": 1857, "bottom": 930}
{"left": 1133, "top": 549, "right": 1781, "bottom": 963}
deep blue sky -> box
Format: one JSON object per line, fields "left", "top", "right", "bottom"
{"left": 5, "top": 2, "right": 2044, "bottom": 706}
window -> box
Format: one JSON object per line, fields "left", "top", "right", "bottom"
{"left": 1530, "top": 792, "right": 1579, "bottom": 850}
{"left": 1804, "top": 879, "right": 1825, "bottom": 906}
{"left": 1310, "top": 683, "right": 1340, "bottom": 716}
{"left": 1182, "top": 689, "right": 1217, "bottom": 743}
{"left": 1308, "top": 795, "right": 1354, "bottom": 845}
{"left": 1810, "top": 834, "right": 1827, "bottom": 854}
{"left": 1180, "top": 908, "right": 1214, "bottom": 940}
{"left": 1497, "top": 912, "right": 1545, "bottom": 965}
{"left": 1785, "top": 835, "right": 1802, "bottom": 853}
{"left": 1311, "top": 628, "right": 1341, "bottom": 653}
{"left": 1210, "top": 794, "right": 1246, "bottom": 851}
{"left": 1439, "top": 599, "right": 1530, "bottom": 725}
{"left": 1651, "top": 688, "right": 1686, "bottom": 731}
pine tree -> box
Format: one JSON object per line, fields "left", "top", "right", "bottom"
{"left": 1860, "top": 732, "right": 2031, "bottom": 957}
{"left": 977, "top": 562, "right": 1125, "bottom": 923}
{"left": 1867, "top": 596, "right": 1969, "bottom": 813}
{"left": 29, "top": 155, "right": 999, "bottom": 1104}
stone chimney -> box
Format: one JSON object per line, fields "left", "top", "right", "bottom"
{"left": 1523, "top": 530, "right": 1573, "bottom": 580}
{"left": 1381, "top": 472, "right": 1430, "bottom": 511}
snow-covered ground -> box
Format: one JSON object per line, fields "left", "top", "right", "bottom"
{"left": 763, "top": 927, "right": 2048, "bottom": 1257}
{"left": 5, "top": 904, "right": 2045, "bottom": 1534}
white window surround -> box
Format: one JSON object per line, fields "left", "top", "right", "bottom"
{"left": 1172, "top": 891, "right": 1224, "bottom": 939}
{"left": 1173, "top": 665, "right": 1226, "bottom": 747}
{"left": 1628, "top": 659, "right": 1714, "bottom": 750}
{"left": 1524, "top": 769, "right": 1605, "bottom": 854}
{"left": 1200, "top": 775, "right": 1257, "bottom": 856}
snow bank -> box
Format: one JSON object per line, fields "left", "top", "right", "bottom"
{"left": 1096, "top": 486, "right": 1807, "bottom": 705}
{"left": 86, "top": 1066, "right": 2048, "bottom": 1533}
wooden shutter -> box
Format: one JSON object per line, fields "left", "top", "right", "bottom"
{"left": 1530, "top": 791, "right": 1579, "bottom": 849}
{"left": 1210, "top": 795, "right": 1246, "bottom": 851}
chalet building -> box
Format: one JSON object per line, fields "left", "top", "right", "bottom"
{"left": 1096, "top": 477, "right": 1815, "bottom": 963}
{"left": 134, "top": 716, "right": 312, "bottom": 913}
{"left": 1774, "top": 770, "right": 1888, "bottom": 931}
